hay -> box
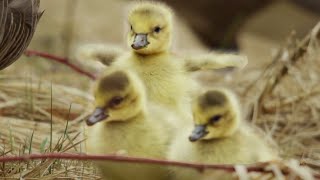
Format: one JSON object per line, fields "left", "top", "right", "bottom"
{"left": 0, "top": 22, "right": 320, "bottom": 179}
{"left": 0, "top": 77, "right": 95, "bottom": 179}
{"left": 241, "top": 23, "right": 320, "bottom": 170}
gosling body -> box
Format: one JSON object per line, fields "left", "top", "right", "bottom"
{"left": 87, "top": 110, "right": 172, "bottom": 180}
{"left": 113, "top": 51, "right": 190, "bottom": 118}
{"left": 77, "top": 2, "right": 247, "bottom": 121}
{"left": 167, "top": 88, "right": 278, "bottom": 180}
{"left": 86, "top": 68, "right": 177, "bottom": 180}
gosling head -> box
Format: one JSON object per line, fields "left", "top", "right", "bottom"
{"left": 189, "top": 89, "right": 241, "bottom": 142}
{"left": 127, "top": 2, "right": 173, "bottom": 55}
{"left": 87, "top": 69, "right": 145, "bottom": 126}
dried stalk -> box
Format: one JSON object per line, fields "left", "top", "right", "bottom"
{"left": 244, "top": 22, "right": 320, "bottom": 118}
{"left": 263, "top": 87, "right": 320, "bottom": 113}
{"left": 262, "top": 22, "right": 320, "bottom": 99}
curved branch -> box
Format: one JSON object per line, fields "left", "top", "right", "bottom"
{"left": 0, "top": 153, "right": 268, "bottom": 172}
{"left": 24, "top": 50, "right": 97, "bottom": 80}
{"left": 2, "top": 153, "right": 319, "bottom": 178}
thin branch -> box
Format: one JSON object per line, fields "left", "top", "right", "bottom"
{"left": 1, "top": 153, "right": 320, "bottom": 179}
{"left": 0, "top": 153, "right": 270, "bottom": 173}
{"left": 24, "top": 50, "right": 96, "bottom": 80}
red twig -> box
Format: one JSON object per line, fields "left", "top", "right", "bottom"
{"left": 24, "top": 50, "right": 97, "bottom": 80}
{"left": 2, "top": 153, "right": 320, "bottom": 178}
{"left": 0, "top": 153, "right": 268, "bottom": 172}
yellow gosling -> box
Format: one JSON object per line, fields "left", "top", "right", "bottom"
{"left": 85, "top": 68, "right": 178, "bottom": 180}
{"left": 77, "top": 2, "right": 247, "bottom": 122}
{"left": 167, "top": 88, "right": 278, "bottom": 180}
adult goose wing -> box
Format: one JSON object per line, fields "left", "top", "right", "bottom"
{"left": 0, "top": 0, "right": 43, "bottom": 70}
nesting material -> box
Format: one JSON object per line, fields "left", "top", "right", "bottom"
{"left": 0, "top": 77, "right": 95, "bottom": 179}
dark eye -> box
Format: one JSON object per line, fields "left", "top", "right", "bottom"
{"left": 209, "top": 115, "right": 222, "bottom": 124}
{"left": 130, "top": 25, "right": 133, "bottom": 31}
{"left": 154, "top": 26, "right": 161, "bottom": 33}
{"left": 109, "top": 96, "right": 124, "bottom": 107}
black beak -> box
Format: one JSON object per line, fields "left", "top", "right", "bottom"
{"left": 189, "top": 125, "right": 208, "bottom": 142}
{"left": 131, "top": 33, "right": 149, "bottom": 50}
{"left": 86, "top": 107, "right": 109, "bottom": 126}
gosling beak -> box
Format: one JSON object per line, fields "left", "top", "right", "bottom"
{"left": 131, "top": 33, "right": 149, "bottom": 50}
{"left": 86, "top": 107, "right": 109, "bottom": 126}
{"left": 189, "top": 125, "right": 208, "bottom": 142}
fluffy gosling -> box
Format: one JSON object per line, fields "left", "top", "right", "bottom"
{"left": 77, "top": 2, "right": 247, "bottom": 121}
{"left": 112, "top": 2, "right": 191, "bottom": 120}
{"left": 85, "top": 68, "right": 178, "bottom": 180}
{"left": 167, "top": 88, "right": 278, "bottom": 180}
{"left": 76, "top": 2, "right": 247, "bottom": 71}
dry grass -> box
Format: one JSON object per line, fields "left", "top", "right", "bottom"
{"left": 242, "top": 23, "right": 320, "bottom": 166}
{"left": 0, "top": 76, "right": 97, "bottom": 179}
{"left": 0, "top": 17, "right": 320, "bottom": 180}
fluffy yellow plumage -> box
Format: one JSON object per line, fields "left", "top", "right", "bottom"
{"left": 76, "top": 2, "right": 247, "bottom": 71}
{"left": 167, "top": 88, "right": 278, "bottom": 180}
{"left": 82, "top": 3, "right": 253, "bottom": 178}
{"left": 112, "top": 2, "right": 192, "bottom": 120}
{"left": 126, "top": 2, "right": 173, "bottom": 55}
{"left": 77, "top": 2, "right": 247, "bottom": 120}
{"left": 75, "top": 44, "right": 124, "bottom": 72}
{"left": 85, "top": 68, "right": 178, "bottom": 180}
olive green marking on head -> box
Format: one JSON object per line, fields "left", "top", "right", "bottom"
{"left": 131, "top": 3, "right": 167, "bottom": 17}
{"left": 98, "top": 71, "right": 129, "bottom": 92}
{"left": 198, "top": 90, "right": 227, "bottom": 109}
{"left": 135, "top": 8, "right": 152, "bottom": 15}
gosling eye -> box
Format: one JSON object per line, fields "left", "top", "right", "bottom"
{"left": 154, "top": 26, "right": 161, "bottom": 33}
{"left": 109, "top": 96, "right": 124, "bottom": 107}
{"left": 209, "top": 115, "right": 222, "bottom": 124}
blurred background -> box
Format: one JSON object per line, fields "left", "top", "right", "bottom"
{"left": 2, "top": 0, "right": 320, "bottom": 89}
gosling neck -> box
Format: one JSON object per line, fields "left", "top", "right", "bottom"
{"left": 122, "top": 96, "right": 148, "bottom": 122}
{"left": 123, "top": 107, "right": 147, "bottom": 123}
{"left": 132, "top": 50, "right": 170, "bottom": 58}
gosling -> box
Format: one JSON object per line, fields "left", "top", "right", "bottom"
{"left": 77, "top": 2, "right": 247, "bottom": 121}
{"left": 112, "top": 2, "right": 191, "bottom": 120}
{"left": 167, "top": 88, "right": 278, "bottom": 180}
{"left": 85, "top": 68, "right": 178, "bottom": 180}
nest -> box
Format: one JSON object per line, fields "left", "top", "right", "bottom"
{"left": 0, "top": 22, "right": 320, "bottom": 179}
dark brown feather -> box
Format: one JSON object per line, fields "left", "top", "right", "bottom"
{"left": 0, "top": 0, "right": 43, "bottom": 70}
{"left": 98, "top": 71, "right": 129, "bottom": 92}
{"left": 198, "top": 90, "right": 227, "bottom": 109}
